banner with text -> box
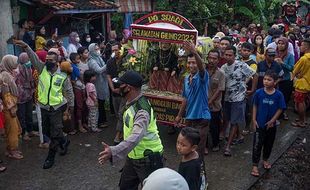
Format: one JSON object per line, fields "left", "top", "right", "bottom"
{"left": 131, "top": 25, "right": 197, "bottom": 44}
{"left": 145, "top": 94, "right": 185, "bottom": 126}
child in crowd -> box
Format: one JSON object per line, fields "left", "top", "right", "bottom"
{"left": 251, "top": 70, "right": 286, "bottom": 177}
{"left": 177, "top": 127, "right": 206, "bottom": 190}
{"left": 84, "top": 70, "right": 101, "bottom": 132}
{"left": 69, "top": 53, "right": 87, "bottom": 133}
{"left": 240, "top": 42, "right": 258, "bottom": 135}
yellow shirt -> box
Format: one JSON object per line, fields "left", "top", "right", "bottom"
{"left": 293, "top": 53, "right": 310, "bottom": 92}
{"left": 35, "top": 36, "right": 46, "bottom": 51}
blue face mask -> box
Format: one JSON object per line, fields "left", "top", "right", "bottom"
{"left": 24, "top": 61, "right": 32, "bottom": 68}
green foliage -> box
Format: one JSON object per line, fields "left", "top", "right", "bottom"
{"left": 109, "top": 0, "right": 291, "bottom": 36}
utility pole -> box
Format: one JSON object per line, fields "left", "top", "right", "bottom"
{"left": 0, "top": 0, "right": 14, "bottom": 58}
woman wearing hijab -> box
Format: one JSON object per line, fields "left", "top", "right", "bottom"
{"left": 87, "top": 43, "right": 109, "bottom": 128}
{"left": 16, "top": 53, "right": 36, "bottom": 141}
{"left": 0, "top": 55, "right": 23, "bottom": 159}
{"left": 67, "top": 32, "right": 81, "bottom": 56}
{"left": 275, "top": 37, "right": 295, "bottom": 120}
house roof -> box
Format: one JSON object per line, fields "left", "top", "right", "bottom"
{"left": 115, "top": 0, "right": 153, "bottom": 13}
{"left": 33, "top": 0, "right": 119, "bottom": 14}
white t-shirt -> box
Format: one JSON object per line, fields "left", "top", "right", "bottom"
{"left": 221, "top": 60, "right": 256, "bottom": 102}
{"left": 67, "top": 43, "right": 78, "bottom": 56}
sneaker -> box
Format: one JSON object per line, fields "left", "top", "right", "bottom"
{"left": 212, "top": 146, "right": 220, "bottom": 152}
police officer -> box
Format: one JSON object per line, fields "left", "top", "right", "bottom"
{"left": 14, "top": 40, "right": 74, "bottom": 169}
{"left": 98, "top": 70, "right": 164, "bottom": 190}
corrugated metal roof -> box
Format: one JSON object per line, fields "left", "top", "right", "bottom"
{"left": 36, "top": 0, "right": 119, "bottom": 14}
{"left": 115, "top": 0, "right": 153, "bottom": 13}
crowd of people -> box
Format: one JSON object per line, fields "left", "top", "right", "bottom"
{"left": 0, "top": 12, "right": 309, "bottom": 190}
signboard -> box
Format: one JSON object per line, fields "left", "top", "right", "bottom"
{"left": 144, "top": 93, "right": 185, "bottom": 126}
{"left": 131, "top": 25, "right": 197, "bottom": 44}
{"left": 134, "top": 11, "right": 196, "bottom": 30}
{"left": 130, "top": 11, "right": 198, "bottom": 44}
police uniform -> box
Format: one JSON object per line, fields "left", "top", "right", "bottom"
{"left": 110, "top": 71, "right": 164, "bottom": 190}
{"left": 26, "top": 46, "right": 74, "bottom": 169}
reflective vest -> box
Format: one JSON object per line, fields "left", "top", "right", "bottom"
{"left": 38, "top": 67, "right": 67, "bottom": 106}
{"left": 123, "top": 96, "right": 163, "bottom": 159}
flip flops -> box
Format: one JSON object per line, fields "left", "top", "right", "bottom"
{"left": 5, "top": 151, "right": 23, "bottom": 160}
{"left": 294, "top": 119, "right": 309, "bottom": 125}
{"left": 224, "top": 149, "right": 232, "bottom": 157}
{"left": 0, "top": 166, "right": 6, "bottom": 173}
{"left": 263, "top": 162, "right": 272, "bottom": 170}
{"left": 291, "top": 121, "right": 307, "bottom": 128}
{"left": 251, "top": 168, "right": 260, "bottom": 177}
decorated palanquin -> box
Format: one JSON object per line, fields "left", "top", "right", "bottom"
{"left": 127, "top": 11, "right": 211, "bottom": 126}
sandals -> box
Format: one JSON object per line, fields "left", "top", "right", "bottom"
{"left": 224, "top": 148, "right": 232, "bottom": 157}
{"left": 283, "top": 113, "right": 289, "bottom": 120}
{"left": 204, "top": 148, "right": 209, "bottom": 155}
{"left": 6, "top": 151, "right": 23, "bottom": 160}
{"left": 0, "top": 165, "right": 6, "bottom": 172}
{"left": 68, "top": 130, "right": 77, "bottom": 135}
{"left": 291, "top": 122, "right": 307, "bottom": 128}
{"left": 23, "top": 135, "right": 31, "bottom": 141}
{"left": 251, "top": 167, "right": 260, "bottom": 177}
{"left": 79, "top": 127, "right": 87, "bottom": 133}
{"left": 294, "top": 119, "right": 309, "bottom": 125}
{"left": 263, "top": 162, "right": 272, "bottom": 170}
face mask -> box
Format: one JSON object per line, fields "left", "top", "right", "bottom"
{"left": 119, "top": 86, "right": 129, "bottom": 97}
{"left": 86, "top": 37, "right": 91, "bottom": 42}
{"left": 24, "top": 61, "right": 32, "bottom": 68}
{"left": 46, "top": 61, "right": 56, "bottom": 71}
{"left": 96, "top": 50, "right": 101, "bottom": 56}
{"left": 76, "top": 37, "right": 80, "bottom": 42}
{"left": 111, "top": 52, "right": 115, "bottom": 58}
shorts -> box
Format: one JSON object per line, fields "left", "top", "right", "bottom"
{"left": 224, "top": 101, "right": 246, "bottom": 126}
{"left": 294, "top": 91, "right": 309, "bottom": 104}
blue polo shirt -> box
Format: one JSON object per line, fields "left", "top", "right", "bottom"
{"left": 257, "top": 60, "right": 284, "bottom": 88}
{"left": 182, "top": 71, "right": 211, "bottom": 120}
{"left": 71, "top": 63, "right": 80, "bottom": 81}
{"left": 253, "top": 88, "right": 286, "bottom": 128}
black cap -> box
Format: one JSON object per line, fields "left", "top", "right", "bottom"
{"left": 46, "top": 40, "right": 56, "bottom": 48}
{"left": 266, "top": 48, "right": 276, "bottom": 56}
{"left": 119, "top": 70, "right": 143, "bottom": 87}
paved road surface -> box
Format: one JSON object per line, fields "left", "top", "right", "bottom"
{"left": 0, "top": 111, "right": 301, "bottom": 190}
